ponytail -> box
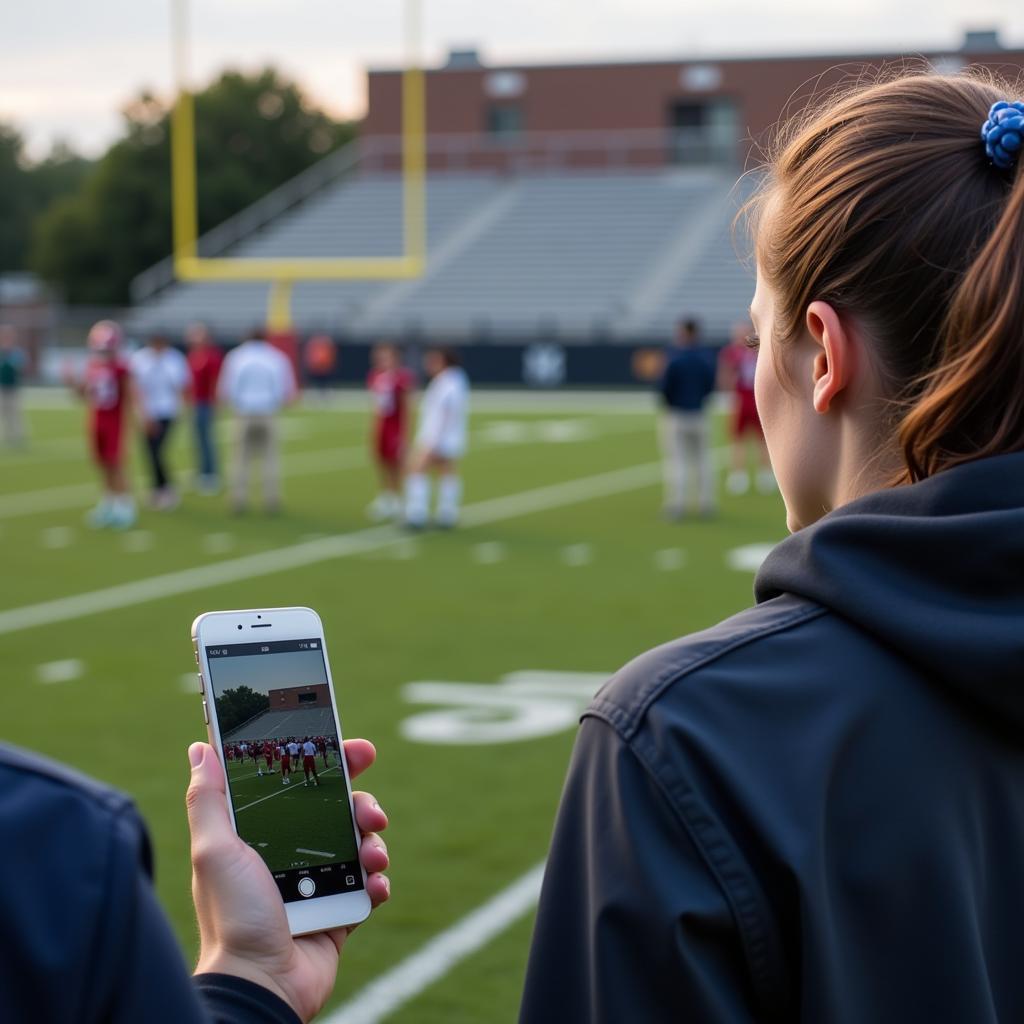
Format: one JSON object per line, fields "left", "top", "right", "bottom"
{"left": 900, "top": 167, "right": 1024, "bottom": 480}
{"left": 750, "top": 70, "right": 1024, "bottom": 484}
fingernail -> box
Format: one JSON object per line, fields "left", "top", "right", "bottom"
{"left": 188, "top": 744, "right": 204, "bottom": 769}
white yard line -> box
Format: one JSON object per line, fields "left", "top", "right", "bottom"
{"left": 21, "top": 386, "right": 665, "bottom": 412}
{"left": 0, "top": 418, "right": 652, "bottom": 522}
{"left": 0, "top": 462, "right": 660, "bottom": 636}
{"left": 296, "top": 847, "right": 336, "bottom": 858}
{"left": 35, "top": 659, "right": 84, "bottom": 684}
{"left": 0, "top": 444, "right": 370, "bottom": 520}
{"left": 234, "top": 767, "right": 341, "bottom": 813}
{"left": 324, "top": 861, "right": 546, "bottom": 1024}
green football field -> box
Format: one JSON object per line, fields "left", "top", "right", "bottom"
{"left": 0, "top": 391, "right": 785, "bottom": 1022}
{"left": 224, "top": 752, "right": 356, "bottom": 874}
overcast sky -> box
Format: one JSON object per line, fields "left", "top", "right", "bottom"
{"left": 4, "top": 0, "right": 1023, "bottom": 158}
{"left": 207, "top": 648, "right": 328, "bottom": 698}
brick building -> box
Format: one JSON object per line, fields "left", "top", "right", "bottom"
{"left": 267, "top": 683, "right": 330, "bottom": 710}
{"left": 363, "top": 30, "right": 1022, "bottom": 171}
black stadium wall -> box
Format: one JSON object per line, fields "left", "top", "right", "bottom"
{"left": 286, "top": 339, "right": 690, "bottom": 389}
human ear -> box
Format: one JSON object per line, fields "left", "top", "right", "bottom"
{"left": 805, "top": 301, "right": 852, "bottom": 414}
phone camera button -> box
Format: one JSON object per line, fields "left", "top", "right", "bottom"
{"left": 297, "top": 877, "right": 316, "bottom": 898}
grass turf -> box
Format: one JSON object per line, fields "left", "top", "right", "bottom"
{"left": 0, "top": 393, "right": 785, "bottom": 1021}
{"left": 224, "top": 753, "right": 356, "bottom": 873}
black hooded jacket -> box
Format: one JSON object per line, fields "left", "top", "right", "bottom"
{"left": 521, "top": 452, "right": 1024, "bottom": 1022}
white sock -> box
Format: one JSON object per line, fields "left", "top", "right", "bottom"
{"left": 405, "top": 474, "right": 430, "bottom": 525}
{"left": 437, "top": 475, "right": 462, "bottom": 524}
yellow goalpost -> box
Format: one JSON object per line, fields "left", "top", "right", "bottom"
{"left": 168, "top": 0, "right": 427, "bottom": 328}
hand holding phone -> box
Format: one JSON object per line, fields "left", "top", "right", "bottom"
{"left": 192, "top": 608, "right": 377, "bottom": 935}
{"left": 186, "top": 737, "right": 389, "bottom": 1021}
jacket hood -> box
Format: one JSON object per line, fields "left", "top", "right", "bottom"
{"left": 755, "top": 452, "right": 1024, "bottom": 725}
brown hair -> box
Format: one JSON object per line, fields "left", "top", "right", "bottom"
{"left": 428, "top": 346, "right": 461, "bottom": 369}
{"left": 748, "top": 70, "right": 1024, "bottom": 482}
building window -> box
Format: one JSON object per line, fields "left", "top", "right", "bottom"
{"left": 298, "top": 691, "right": 318, "bottom": 704}
{"left": 667, "top": 98, "right": 738, "bottom": 166}
{"left": 680, "top": 64, "right": 722, "bottom": 92}
{"left": 487, "top": 103, "right": 524, "bottom": 139}
{"left": 485, "top": 71, "right": 526, "bottom": 99}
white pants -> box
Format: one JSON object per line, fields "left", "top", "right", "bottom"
{"left": 232, "top": 415, "right": 280, "bottom": 507}
{"left": 660, "top": 410, "right": 715, "bottom": 513}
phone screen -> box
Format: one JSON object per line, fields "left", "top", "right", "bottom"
{"left": 204, "top": 638, "right": 364, "bottom": 903}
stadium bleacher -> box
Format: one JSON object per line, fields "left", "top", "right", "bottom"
{"left": 129, "top": 168, "right": 758, "bottom": 341}
{"left": 223, "top": 706, "right": 336, "bottom": 742}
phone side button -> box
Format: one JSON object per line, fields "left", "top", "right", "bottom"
{"left": 197, "top": 672, "right": 205, "bottom": 695}
{"left": 202, "top": 700, "right": 209, "bottom": 725}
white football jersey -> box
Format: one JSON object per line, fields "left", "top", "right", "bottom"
{"left": 416, "top": 366, "right": 470, "bottom": 458}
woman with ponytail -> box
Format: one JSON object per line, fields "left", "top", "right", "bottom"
{"left": 522, "top": 74, "right": 1024, "bottom": 1023}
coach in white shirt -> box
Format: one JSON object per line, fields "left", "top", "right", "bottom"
{"left": 217, "top": 330, "right": 297, "bottom": 513}
{"left": 130, "top": 334, "right": 191, "bottom": 510}
{"left": 405, "top": 347, "right": 470, "bottom": 528}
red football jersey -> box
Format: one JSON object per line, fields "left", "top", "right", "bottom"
{"left": 187, "top": 346, "right": 223, "bottom": 403}
{"left": 84, "top": 357, "right": 129, "bottom": 415}
{"left": 720, "top": 342, "right": 758, "bottom": 394}
{"left": 367, "top": 368, "right": 414, "bottom": 425}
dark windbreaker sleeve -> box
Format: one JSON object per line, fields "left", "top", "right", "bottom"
{"left": 95, "top": 806, "right": 300, "bottom": 1024}
{"left": 519, "top": 716, "right": 760, "bottom": 1024}
{"left": 658, "top": 358, "right": 674, "bottom": 405}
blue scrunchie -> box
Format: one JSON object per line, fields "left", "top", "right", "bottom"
{"left": 981, "top": 100, "right": 1024, "bottom": 170}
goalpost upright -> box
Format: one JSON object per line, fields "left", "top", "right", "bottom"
{"left": 168, "top": 0, "right": 427, "bottom": 328}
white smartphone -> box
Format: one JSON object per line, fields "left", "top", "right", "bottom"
{"left": 191, "top": 606, "right": 372, "bottom": 934}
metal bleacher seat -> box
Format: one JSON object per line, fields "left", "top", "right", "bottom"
{"left": 129, "top": 164, "right": 761, "bottom": 342}
{"left": 223, "top": 706, "right": 336, "bottom": 742}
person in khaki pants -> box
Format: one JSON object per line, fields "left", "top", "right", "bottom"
{"left": 657, "top": 318, "right": 718, "bottom": 519}
{"left": 217, "top": 329, "right": 297, "bottom": 514}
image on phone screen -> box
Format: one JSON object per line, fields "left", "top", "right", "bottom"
{"left": 204, "top": 639, "right": 365, "bottom": 903}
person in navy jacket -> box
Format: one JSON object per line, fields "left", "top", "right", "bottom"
{"left": 523, "top": 76, "right": 1024, "bottom": 1021}
{"left": 657, "top": 318, "right": 718, "bottom": 519}
{"left": 0, "top": 739, "right": 389, "bottom": 1023}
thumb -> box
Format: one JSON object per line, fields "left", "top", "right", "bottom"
{"left": 186, "top": 743, "right": 234, "bottom": 850}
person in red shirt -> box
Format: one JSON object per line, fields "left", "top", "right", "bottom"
{"left": 366, "top": 342, "right": 415, "bottom": 521}
{"left": 185, "top": 323, "right": 223, "bottom": 494}
{"left": 257, "top": 739, "right": 275, "bottom": 779}
{"left": 278, "top": 740, "right": 292, "bottom": 786}
{"left": 718, "top": 321, "right": 775, "bottom": 495}
{"left": 66, "top": 320, "right": 137, "bottom": 529}
{"left": 303, "top": 334, "right": 337, "bottom": 398}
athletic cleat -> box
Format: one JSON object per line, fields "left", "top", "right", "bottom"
{"left": 108, "top": 503, "right": 137, "bottom": 530}
{"left": 87, "top": 502, "right": 113, "bottom": 529}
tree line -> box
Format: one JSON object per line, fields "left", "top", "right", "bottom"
{"left": 2, "top": 67, "right": 357, "bottom": 305}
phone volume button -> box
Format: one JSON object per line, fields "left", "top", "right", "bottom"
{"left": 197, "top": 672, "right": 205, "bottom": 695}
{"left": 202, "top": 699, "right": 209, "bottom": 725}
